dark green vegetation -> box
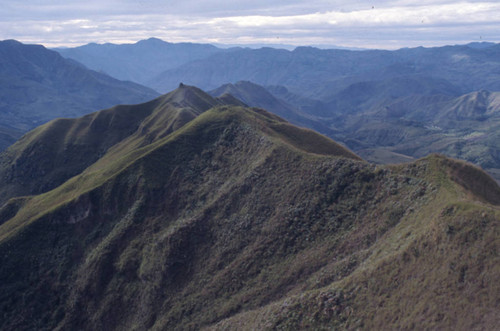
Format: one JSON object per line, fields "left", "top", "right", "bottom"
{"left": 0, "top": 39, "right": 159, "bottom": 151}
{"left": 1, "top": 85, "right": 499, "bottom": 330}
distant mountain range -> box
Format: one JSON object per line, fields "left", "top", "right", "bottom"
{"left": 147, "top": 42, "right": 500, "bottom": 94}
{"left": 1, "top": 85, "right": 499, "bottom": 330}
{"left": 55, "top": 38, "right": 230, "bottom": 86}
{"left": 55, "top": 39, "right": 500, "bottom": 95}
{"left": 0, "top": 40, "right": 159, "bottom": 151}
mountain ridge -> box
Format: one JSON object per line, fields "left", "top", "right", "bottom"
{"left": 0, "top": 85, "right": 499, "bottom": 330}
{"left": 148, "top": 42, "right": 500, "bottom": 93}
{"left": 0, "top": 84, "right": 230, "bottom": 206}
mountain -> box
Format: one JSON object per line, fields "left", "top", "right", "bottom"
{"left": 322, "top": 75, "right": 462, "bottom": 115}
{"left": 0, "top": 125, "right": 23, "bottom": 151}
{"left": 209, "top": 81, "right": 339, "bottom": 137}
{"left": 0, "top": 39, "right": 159, "bottom": 151}
{"left": 55, "top": 40, "right": 500, "bottom": 98}
{"left": 1, "top": 85, "right": 499, "bottom": 330}
{"left": 337, "top": 90, "right": 500, "bottom": 180}
{"left": 55, "top": 38, "right": 227, "bottom": 86}
{"left": 52, "top": 39, "right": 500, "bottom": 178}
{"left": 206, "top": 80, "right": 500, "bottom": 182}
{"left": 149, "top": 43, "right": 500, "bottom": 94}
{"left": 0, "top": 84, "right": 227, "bottom": 206}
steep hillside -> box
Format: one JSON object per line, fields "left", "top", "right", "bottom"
{"left": 55, "top": 38, "right": 226, "bottom": 86}
{"left": 0, "top": 84, "right": 229, "bottom": 207}
{"left": 0, "top": 86, "right": 498, "bottom": 330}
{"left": 0, "top": 39, "right": 159, "bottom": 151}
{"left": 322, "top": 75, "right": 462, "bottom": 116}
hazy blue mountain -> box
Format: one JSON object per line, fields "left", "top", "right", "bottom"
{"left": 266, "top": 85, "right": 331, "bottom": 118}
{"left": 55, "top": 38, "right": 227, "bottom": 85}
{"left": 0, "top": 40, "right": 159, "bottom": 151}
{"left": 150, "top": 43, "right": 500, "bottom": 94}
{"left": 54, "top": 39, "right": 500, "bottom": 101}
{"left": 320, "top": 75, "right": 462, "bottom": 117}
{"left": 0, "top": 125, "right": 23, "bottom": 151}
{"left": 464, "top": 41, "right": 497, "bottom": 49}
{"left": 329, "top": 89, "right": 500, "bottom": 181}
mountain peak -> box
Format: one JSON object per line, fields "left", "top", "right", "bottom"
{"left": 0, "top": 39, "right": 23, "bottom": 46}
{"left": 156, "top": 83, "right": 221, "bottom": 112}
{"left": 137, "top": 37, "right": 170, "bottom": 46}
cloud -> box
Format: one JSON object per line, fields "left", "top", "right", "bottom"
{"left": 0, "top": 1, "right": 499, "bottom": 48}
{"left": 211, "top": 2, "right": 500, "bottom": 27}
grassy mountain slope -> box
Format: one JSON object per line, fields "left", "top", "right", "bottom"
{"left": 0, "top": 84, "right": 224, "bottom": 206}
{"left": 0, "top": 39, "right": 159, "bottom": 151}
{"left": 211, "top": 161, "right": 500, "bottom": 330}
{"left": 0, "top": 86, "right": 499, "bottom": 330}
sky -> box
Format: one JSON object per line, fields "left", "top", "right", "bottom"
{"left": 0, "top": 0, "right": 499, "bottom": 49}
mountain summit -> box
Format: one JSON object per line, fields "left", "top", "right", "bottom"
{"left": 0, "top": 86, "right": 499, "bottom": 330}
{"left": 0, "top": 84, "right": 232, "bottom": 205}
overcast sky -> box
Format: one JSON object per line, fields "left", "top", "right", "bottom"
{"left": 0, "top": 0, "right": 499, "bottom": 49}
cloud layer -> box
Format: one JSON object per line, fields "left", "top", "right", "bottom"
{"left": 0, "top": 0, "right": 499, "bottom": 48}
